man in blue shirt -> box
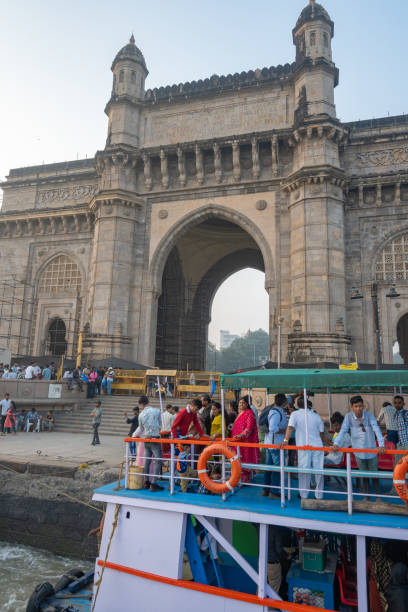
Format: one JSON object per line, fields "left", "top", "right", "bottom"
{"left": 394, "top": 395, "right": 408, "bottom": 449}
{"left": 262, "top": 393, "right": 288, "bottom": 499}
{"left": 137, "top": 396, "right": 163, "bottom": 492}
{"left": 334, "top": 395, "right": 384, "bottom": 499}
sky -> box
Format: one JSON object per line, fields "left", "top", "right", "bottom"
{"left": 1, "top": 0, "right": 407, "bottom": 346}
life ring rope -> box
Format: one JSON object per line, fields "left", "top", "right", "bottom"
{"left": 197, "top": 443, "right": 242, "bottom": 494}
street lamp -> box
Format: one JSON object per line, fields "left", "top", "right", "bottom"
{"left": 277, "top": 317, "right": 284, "bottom": 369}
{"left": 350, "top": 282, "right": 400, "bottom": 368}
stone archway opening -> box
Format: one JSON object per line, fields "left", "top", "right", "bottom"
{"left": 47, "top": 317, "right": 67, "bottom": 355}
{"left": 155, "top": 217, "right": 267, "bottom": 370}
{"left": 396, "top": 314, "right": 408, "bottom": 364}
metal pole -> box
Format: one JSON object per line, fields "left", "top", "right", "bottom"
{"left": 170, "top": 443, "right": 175, "bottom": 495}
{"left": 371, "top": 282, "right": 382, "bottom": 368}
{"left": 327, "top": 388, "right": 332, "bottom": 428}
{"left": 280, "top": 448, "right": 285, "bottom": 508}
{"left": 125, "top": 442, "right": 130, "bottom": 489}
{"left": 277, "top": 322, "right": 281, "bottom": 369}
{"left": 221, "top": 388, "right": 226, "bottom": 501}
{"left": 356, "top": 535, "right": 368, "bottom": 612}
{"left": 303, "top": 387, "right": 309, "bottom": 445}
{"left": 157, "top": 375, "right": 165, "bottom": 429}
{"left": 221, "top": 388, "right": 226, "bottom": 441}
{"left": 346, "top": 452, "right": 353, "bottom": 515}
{"left": 258, "top": 524, "right": 268, "bottom": 599}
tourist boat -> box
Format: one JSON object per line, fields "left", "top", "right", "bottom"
{"left": 28, "top": 369, "right": 408, "bottom": 612}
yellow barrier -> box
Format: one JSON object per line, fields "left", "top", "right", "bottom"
{"left": 111, "top": 370, "right": 146, "bottom": 395}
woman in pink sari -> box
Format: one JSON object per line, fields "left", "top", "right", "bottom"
{"left": 231, "top": 397, "right": 260, "bottom": 482}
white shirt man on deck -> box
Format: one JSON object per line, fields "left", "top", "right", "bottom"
{"left": 282, "top": 398, "right": 326, "bottom": 499}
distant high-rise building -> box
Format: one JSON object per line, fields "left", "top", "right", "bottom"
{"left": 220, "top": 330, "right": 240, "bottom": 350}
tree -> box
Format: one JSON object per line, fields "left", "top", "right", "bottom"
{"left": 207, "top": 329, "right": 269, "bottom": 373}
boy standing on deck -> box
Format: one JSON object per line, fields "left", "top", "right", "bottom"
{"left": 333, "top": 395, "right": 384, "bottom": 500}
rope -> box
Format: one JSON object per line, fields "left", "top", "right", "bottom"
{"left": 113, "top": 460, "right": 125, "bottom": 491}
{"left": 0, "top": 462, "right": 104, "bottom": 514}
{"left": 91, "top": 504, "right": 120, "bottom": 612}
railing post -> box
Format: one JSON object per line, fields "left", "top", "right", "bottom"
{"left": 191, "top": 443, "right": 195, "bottom": 469}
{"left": 258, "top": 524, "right": 268, "bottom": 599}
{"left": 357, "top": 535, "right": 368, "bottom": 612}
{"left": 170, "top": 442, "right": 175, "bottom": 495}
{"left": 346, "top": 452, "right": 353, "bottom": 515}
{"left": 280, "top": 448, "right": 285, "bottom": 508}
{"left": 125, "top": 441, "right": 130, "bottom": 489}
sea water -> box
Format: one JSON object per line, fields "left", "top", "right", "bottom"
{"left": 0, "top": 542, "right": 92, "bottom": 612}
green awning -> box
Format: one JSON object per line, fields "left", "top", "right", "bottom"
{"left": 220, "top": 368, "right": 408, "bottom": 393}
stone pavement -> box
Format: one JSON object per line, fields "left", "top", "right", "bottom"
{"left": 0, "top": 431, "right": 125, "bottom": 472}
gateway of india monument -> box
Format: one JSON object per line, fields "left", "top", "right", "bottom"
{"left": 1, "top": 0, "right": 408, "bottom": 370}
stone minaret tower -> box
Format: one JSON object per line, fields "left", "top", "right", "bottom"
{"left": 105, "top": 35, "right": 148, "bottom": 148}
{"left": 285, "top": 1, "right": 350, "bottom": 362}
{"left": 85, "top": 37, "right": 147, "bottom": 359}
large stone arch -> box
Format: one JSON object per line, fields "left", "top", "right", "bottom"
{"left": 29, "top": 252, "right": 85, "bottom": 357}
{"left": 149, "top": 203, "right": 275, "bottom": 295}
{"left": 151, "top": 205, "right": 274, "bottom": 369}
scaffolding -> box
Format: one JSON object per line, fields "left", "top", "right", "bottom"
{"left": 0, "top": 277, "right": 34, "bottom": 356}
{"left": 0, "top": 277, "right": 81, "bottom": 359}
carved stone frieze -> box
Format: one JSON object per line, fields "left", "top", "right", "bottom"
{"left": 356, "top": 148, "right": 408, "bottom": 167}
{"left": 36, "top": 184, "right": 97, "bottom": 206}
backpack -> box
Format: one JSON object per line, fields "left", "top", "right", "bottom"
{"left": 259, "top": 404, "right": 274, "bottom": 433}
{"left": 259, "top": 405, "right": 286, "bottom": 434}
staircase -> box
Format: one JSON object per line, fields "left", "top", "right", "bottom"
{"left": 54, "top": 395, "right": 188, "bottom": 436}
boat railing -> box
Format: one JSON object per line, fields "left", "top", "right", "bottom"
{"left": 123, "top": 436, "right": 407, "bottom": 515}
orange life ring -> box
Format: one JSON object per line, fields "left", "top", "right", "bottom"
{"left": 197, "top": 443, "right": 241, "bottom": 494}
{"left": 393, "top": 453, "right": 408, "bottom": 503}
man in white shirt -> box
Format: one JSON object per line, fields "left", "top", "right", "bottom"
{"left": 282, "top": 398, "right": 326, "bottom": 499}
{"left": 25, "top": 363, "right": 35, "bottom": 380}
{"left": 162, "top": 404, "right": 177, "bottom": 431}
{"left": 0, "top": 392, "right": 11, "bottom": 433}
{"left": 137, "top": 396, "right": 163, "bottom": 492}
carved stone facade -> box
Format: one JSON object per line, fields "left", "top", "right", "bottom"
{"left": 1, "top": 1, "right": 408, "bottom": 367}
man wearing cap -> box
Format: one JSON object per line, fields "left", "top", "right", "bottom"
{"left": 90, "top": 401, "right": 103, "bottom": 445}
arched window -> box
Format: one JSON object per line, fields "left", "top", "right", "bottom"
{"left": 39, "top": 255, "right": 81, "bottom": 294}
{"left": 323, "top": 32, "right": 329, "bottom": 47}
{"left": 119, "top": 69, "right": 124, "bottom": 83}
{"left": 47, "top": 318, "right": 67, "bottom": 355}
{"left": 310, "top": 31, "right": 316, "bottom": 46}
{"left": 131, "top": 70, "right": 136, "bottom": 84}
{"left": 376, "top": 233, "right": 408, "bottom": 281}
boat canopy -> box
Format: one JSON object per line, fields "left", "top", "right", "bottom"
{"left": 220, "top": 368, "right": 408, "bottom": 393}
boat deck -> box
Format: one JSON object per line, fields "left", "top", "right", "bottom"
{"left": 93, "top": 476, "right": 408, "bottom": 539}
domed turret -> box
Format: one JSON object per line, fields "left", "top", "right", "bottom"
{"left": 112, "top": 34, "right": 148, "bottom": 74}
{"left": 105, "top": 35, "right": 148, "bottom": 148}
{"left": 293, "top": 0, "right": 334, "bottom": 65}
{"left": 111, "top": 35, "right": 148, "bottom": 101}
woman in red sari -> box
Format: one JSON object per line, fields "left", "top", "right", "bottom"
{"left": 231, "top": 397, "right": 260, "bottom": 482}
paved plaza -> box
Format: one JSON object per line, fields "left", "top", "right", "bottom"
{"left": 0, "top": 432, "right": 125, "bottom": 469}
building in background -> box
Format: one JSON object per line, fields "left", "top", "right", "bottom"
{"left": 1, "top": 2, "right": 408, "bottom": 368}
{"left": 220, "top": 330, "right": 240, "bottom": 350}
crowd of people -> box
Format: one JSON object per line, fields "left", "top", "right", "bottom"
{"left": 118, "top": 391, "right": 408, "bottom": 500}
{"left": 0, "top": 362, "right": 58, "bottom": 380}
{"left": 0, "top": 391, "right": 55, "bottom": 434}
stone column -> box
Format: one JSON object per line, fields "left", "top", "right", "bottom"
{"left": 271, "top": 135, "right": 279, "bottom": 177}
{"left": 395, "top": 178, "right": 401, "bottom": 204}
{"left": 286, "top": 125, "right": 350, "bottom": 363}
{"left": 213, "top": 143, "right": 222, "bottom": 184}
{"left": 177, "top": 147, "right": 186, "bottom": 187}
{"left": 195, "top": 145, "right": 204, "bottom": 186}
{"left": 86, "top": 195, "right": 143, "bottom": 359}
{"left": 232, "top": 140, "right": 240, "bottom": 182}
{"left": 143, "top": 153, "right": 152, "bottom": 191}
{"left": 160, "top": 149, "right": 169, "bottom": 189}
{"left": 376, "top": 182, "right": 382, "bottom": 207}
{"left": 251, "top": 137, "right": 260, "bottom": 179}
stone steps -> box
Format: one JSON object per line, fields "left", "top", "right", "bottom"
{"left": 54, "top": 395, "right": 188, "bottom": 436}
